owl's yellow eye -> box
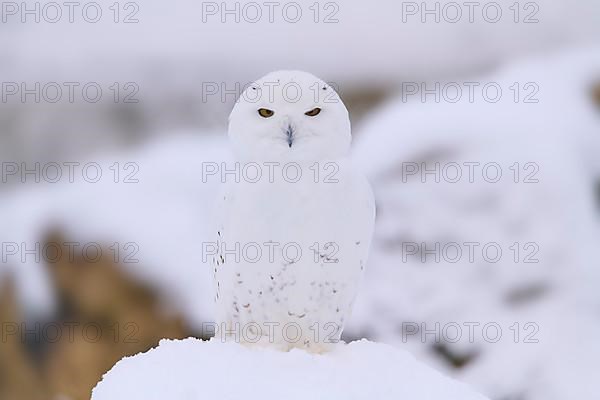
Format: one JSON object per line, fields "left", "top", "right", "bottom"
{"left": 258, "top": 108, "right": 274, "bottom": 118}
{"left": 305, "top": 107, "right": 321, "bottom": 117}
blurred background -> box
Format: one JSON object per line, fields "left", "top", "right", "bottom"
{"left": 1, "top": 0, "right": 599, "bottom": 399}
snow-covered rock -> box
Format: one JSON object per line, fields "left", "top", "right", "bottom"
{"left": 92, "top": 338, "right": 489, "bottom": 400}
{"left": 0, "top": 132, "right": 230, "bottom": 326}
{"left": 348, "top": 46, "right": 600, "bottom": 399}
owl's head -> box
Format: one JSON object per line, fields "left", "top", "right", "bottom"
{"left": 228, "top": 70, "right": 351, "bottom": 162}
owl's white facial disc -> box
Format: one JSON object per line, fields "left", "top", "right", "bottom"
{"left": 228, "top": 70, "right": 352, "bottom": 162}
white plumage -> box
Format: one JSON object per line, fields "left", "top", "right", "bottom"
{"left": 212, "top": 71, "right": 375, "bottom": 352}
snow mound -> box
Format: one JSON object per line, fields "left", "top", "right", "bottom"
{"left": 92, "top": 338, "right": 489, "bottom": 400}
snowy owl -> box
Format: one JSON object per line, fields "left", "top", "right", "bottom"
{"left": 211, "top": 71, "right": 375, "bottom": 353}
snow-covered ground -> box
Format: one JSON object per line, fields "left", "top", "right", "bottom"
{"left": 91, "top": 338, "right": 489, "bottom": 400}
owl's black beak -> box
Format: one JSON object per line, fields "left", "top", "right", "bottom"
{"left": 286, "top": 125, "right": 294, "bottom": 148}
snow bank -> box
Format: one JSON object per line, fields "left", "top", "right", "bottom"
{"left": 92, "top": 338, "right": 489, "bottom": 400}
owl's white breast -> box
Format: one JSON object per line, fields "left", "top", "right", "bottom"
{"left": 214, "top": 156, "right": 375, "bottom": 349}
